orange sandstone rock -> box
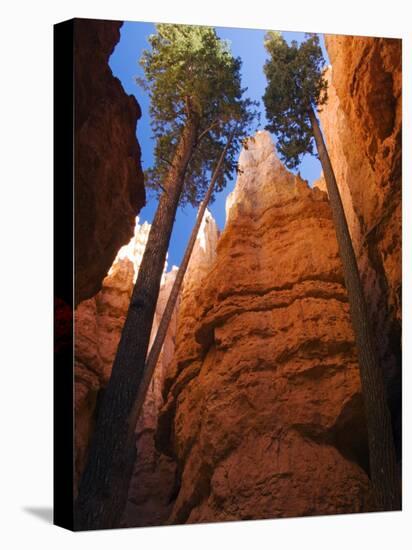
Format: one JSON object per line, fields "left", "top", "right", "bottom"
{"left": 123, "top": 209, "right": 220, "bottom": 527}
{"left": 74, "top": 213, "right": 219, "bottom": 526}
{"left": 157, "top": 132, "right": 374, "bottom": 523}
{"left": 319, "top": 35, "right": 401, "bottom": 453}
{"left": 74, "top": 19, "right": 145, "bottom": 305}
{"left": 74, "top": 219, "right": 177, "bottom": 498}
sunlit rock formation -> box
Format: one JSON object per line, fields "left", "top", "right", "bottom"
{"left": 72, "top": 33, "right": 401, "bottom": 526}
{"left": 74, "top": 19, "right": 145, "bottom": 305}
{"left": 74, "top": 210, "right": 220, "bottom": 524}
{"left": 74, "top": 219, "right": 176, "bottom": 493}
{"left": 124, "top": 208, "right": 220, "bottom": 527}
{"left": 317, "top": 35, "right": 402, "bottom": 455}
{"left": 122, "top": 266, "right": 179, "bottom": 528}
{"left": 156, "top": 131, "right": 374, "bottom": 524}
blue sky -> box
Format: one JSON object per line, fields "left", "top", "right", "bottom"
{"left": 109, "top": 22, "right": 329, "bottom": 267}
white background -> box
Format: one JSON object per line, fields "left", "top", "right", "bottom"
{"left": 0, "top": 0, "right": 410, "bottom": 548}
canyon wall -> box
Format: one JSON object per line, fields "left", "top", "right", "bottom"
{"left": 123, "top": 210, "right": 219, "bottom": 527}
{"left": 156, "top": 132, "right": 374, "bottom": 524}
{"left": 74, "top": 219, "right": 177, "bottom": 494}
{"left": 317, "top": 36, "right": 402, "bottom": 454}
{"left": 74, "top": 19, "right": 145, "bottom": 304}
{"left": 75, "top": 211, "right": 220, "bottom": 525}
{"left": 72, "top": 33, "right": 401, "bottom": 526}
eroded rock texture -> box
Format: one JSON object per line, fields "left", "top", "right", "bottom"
{"left": 123, "top": 266, "right": 180, "bottom": 528}
{"left": 73, "top": 33, "right": 400, "bottom": 525}
{"left": 74, "top": 211, "right": 219, "bottom": 524}
{"left": 318, "top": 36, "right": 402, "bottom": 455}
{"left": 156, "top": 132, "right": 374, "bottom": 524}
{"left": 124, "top": 209, "right": 220, "bottom": 527}
{"left": 74, "top": 219, "right": 177, "bottom": 495}
{"left": 74, "top": 19, "right": 145, "bottom": 305}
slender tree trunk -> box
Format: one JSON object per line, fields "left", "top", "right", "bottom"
{"left": 308, "top": 106, "right": 401, "bottom": 511}
{"left": 74, "top": 113, "right": 200, "bottom": 530}
{"left": 126, "top": 129, "right": 235, "bottom": 444}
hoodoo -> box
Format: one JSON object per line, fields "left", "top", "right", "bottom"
{"left": 155, "top": 132, "right": 374, "bottom": 523}
{"left": 70, "top": 29, "right": 401, "bottom": 529}
{"left": 74, "top": 220, "right": 178, "bottom": 495}
{"left": 316, "top": 36, "right": 402, "bottom": 455}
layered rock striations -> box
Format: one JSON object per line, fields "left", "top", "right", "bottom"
{"left": 317, "top": 36, "right": 402, "bottom": 454}
{"left": 124, "top": 209, "right": 220, "bottom": 527}
{"left": 156, "top": 132, "right": 374, "bottom": 524}
{"left": 74, "top": 219, "right": 177, "bottom": 494}
{"left": 74, "top": 19, "right": 145, "bottom": 305}
{"left": 123, "top": 265, "right": 180, "bottom": 528}
{"left": 72, "top": 33, "right": 400, "bottom": 524}
{"left": 75, "top": 211, "right": 220, "bottom": 524}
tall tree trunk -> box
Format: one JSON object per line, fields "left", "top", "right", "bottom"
{"left": 74, "top": 113, "right": 200, "bottom": 530}
{"left": 127, "top": 129, "right": 235, "bottom": 443}
{"left": 308, "top": 106, "right": 401, "bottom": 511}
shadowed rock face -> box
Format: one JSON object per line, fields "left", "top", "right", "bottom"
{"left": 123, "top": 210, "right": 220, "bottom": 528}
{"left": 74, "top": 213, "right": 219, "bottom": 525}
{"left": 74, "top": 19, "right": 145, "bottom": 305}
{"left": 317, "top": 35, "right": 402, "bottom": 457}
{"left": 74, "top": 220, "right": 177, "bottom": 496}
{"left": 156, "top": 132, "right": 374, "bottom": 524}
{"left": 72, "top": 32, "right": 400, "bottom": 525}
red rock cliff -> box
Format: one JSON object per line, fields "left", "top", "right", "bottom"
{"left": 74, "top": 219, "right": 177, "bottom": 494}
{"left": 74, "top": 212, "right": 219, "bottom": 524}
{"left": 316, "top": 35, "right": 402, "bottom": 454}
{"left": 73, "top": 33, "right": 401, "bottom": 526}
{"left": 123, "top": 209, "right": 220, "bottom": 528}
{"left": 74, "top": 19, "right": 145, "bottom": 304}
{"left": 156, "top": 132, "right": 374, "bottom": 523}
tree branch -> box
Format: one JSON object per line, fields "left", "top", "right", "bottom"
{"left": 184, "top": 95, "right": 192, "bottom": 117}
{"left": 197, "top": 120, "right": 221, "bottom": 142}
{"left": 159, "top": 156, "right": 174, "bottom": 168}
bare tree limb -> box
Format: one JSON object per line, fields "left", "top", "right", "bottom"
{"left": 197, "top": 120, "right": 221, "bottom": 142}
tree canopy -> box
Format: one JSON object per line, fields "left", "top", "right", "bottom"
{"left": 263, "top": 32, "right": 327, "bottom": 169}
{"left": 138, "top": 24, "right": 258, "bottom": 205}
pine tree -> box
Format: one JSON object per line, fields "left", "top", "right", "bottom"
{"left": 130, "top": 128, "right": 236, "bottom": 438}
{"left": 75, "top": 24, "right": 256, "bottom": 530}
{"left": 263, "top": 32, "right": 400, "bottom": 511}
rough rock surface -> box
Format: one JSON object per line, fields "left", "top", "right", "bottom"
{"left": 74, "top": 219, "right": 177, "bottom": 494}
{"left": 74, "top": 211, "right": 219, "bottom": 524}
{"left": 123, "top": 266, "right": 179, "bottom": 528}
{"left": 318, "top": 36, "right": 402, "bottom": 454}
{"left": 74, "top": 19, "right": 145, "bottom": 305}
{"left": 123, "top": 209, "right": 220, "bottom": 527}
{"left": 156, "top": 132, "right": 374, "bottom": 524}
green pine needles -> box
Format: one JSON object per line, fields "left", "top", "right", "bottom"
{"left": 138, "top": 24, "right": 258, "bottom": 205}
{"left": 263, "top": 32, "right": 328, "bottom": 169}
